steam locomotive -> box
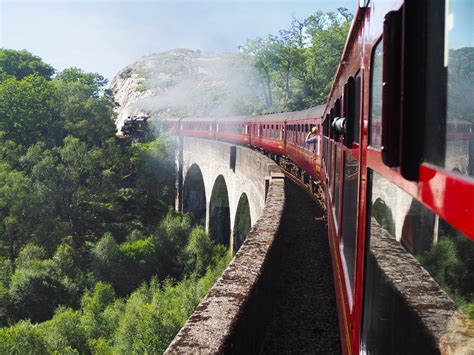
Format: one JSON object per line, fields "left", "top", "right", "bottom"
{"left": 162, "top": 0, "right": 474, "bottom": 353}
{"left": 120, "top": 115, "right": 149, "bottom": 137}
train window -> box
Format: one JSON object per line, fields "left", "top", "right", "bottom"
{"left": 330, "top": 108, "right": 335, "bottom": 139}
{"left": 340, "top": 152, "right": 359, "bottom": 296}
{"left": 344, "top": 78, "right": 354, "bottom": 147}
{"left": 333, "top": 145, "right": 342, "bottom": 223}
{"left": 323, "top": 136, "right": 328, "bottom": 164}
{"left": 424, "top": 0, "right": 474, "bottom": 177}
{"left": 343, "top": 83, "right": 348, "bottom": 117}
{"left": 362, "top": 171, "right": 474, "bottom": 353}
{"left": 323, "top": 116, "right": 329, "bottom": 163}
{"left": 335, "top": 99, "right": 341, "bottom": 118}
{"left": 354, "top": 71, "right": 361, "bottom": 144}
{"left": 329, "top": 141, "right": 334, "bottom": 189}
{"left": 370, "top": 39, "right": 383, "bottom": 148}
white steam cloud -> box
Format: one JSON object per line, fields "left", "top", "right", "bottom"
{"left": 112, "top": 49, "right": 265, "bottom": 130}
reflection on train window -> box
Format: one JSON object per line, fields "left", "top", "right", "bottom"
{"left": 370, "top": 40, "right": 383, "bottom": 148}
{"left": 441, "top": 0, "right": 474, "bottom": 177}
{"left": 340, "top": 152, "right": 359, "bottom": 295}
{"left": 362, "top": 171, "right": 474, "bottom": 354}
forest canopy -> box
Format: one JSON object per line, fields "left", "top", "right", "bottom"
{"left": 240, "top": 7, "right": 352, "bottom": 112}
{"left": 0, "top": 48, "right": 230, "bottom": 353}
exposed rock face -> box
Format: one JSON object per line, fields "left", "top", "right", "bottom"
{"left": 111, "top": 49, "right": 263, "bottom": 131}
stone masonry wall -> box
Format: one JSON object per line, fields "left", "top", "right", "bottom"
{"left": 165, "top": 170, "right": 286, "bottom": 354}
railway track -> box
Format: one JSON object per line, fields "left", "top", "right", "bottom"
{"left": 255, "top": 148, "right": 327, "bottom": 214}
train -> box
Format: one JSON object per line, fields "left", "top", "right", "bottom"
{"left": 120, "top": 115, "right": 149, "bottom": 137}
{"left": 156, "top": 0, "right": 474, "bottom": 353}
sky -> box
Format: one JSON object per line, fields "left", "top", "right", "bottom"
{"left": 0, "top": 0, "right": 355, "bottom": 81}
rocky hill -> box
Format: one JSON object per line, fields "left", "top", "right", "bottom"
{"left": 111, "top": 49, "right": 264, "bottom": 130}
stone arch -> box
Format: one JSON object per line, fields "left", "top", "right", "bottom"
{"left": 233, "top": 193, "right": 251, "bottom": 253}
{"left": 183, "top": 164, "right": 206, "bottom": 226}
{"left": 209, "top": 175, "right": 231, "bottom": 247}
{"left": 401, "top": 199, "right": 436, "bottom": 255}
{"left": 372, "top": 198, "right": 395, "bottom": 238}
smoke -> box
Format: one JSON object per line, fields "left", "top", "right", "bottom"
{"left": 115, "top": 49, "right": 265, "bottom": 125}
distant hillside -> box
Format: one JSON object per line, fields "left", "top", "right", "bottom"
{"left": 111, "top": 49, "right": 265, "bottom": 129}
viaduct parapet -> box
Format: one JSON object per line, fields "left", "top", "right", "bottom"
{"left": 168, "top": 138, "right": 286, "bottom": 352}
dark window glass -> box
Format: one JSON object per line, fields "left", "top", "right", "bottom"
{"left": 370, "top": 40, "right": 383, "bottom": 148}
{"left": 335, "top": 99, "right": 341, "bottom": 117}
{"left": 362, "top": 171, "right": 474, "bottom": 354}
{"left": 330, "top": 109, "right": 335, "bottom": 139}
{"left": 323, "top": 136, "right": 328, "bottom": 164}
{"left": 334, "top": 144, "right": 341, "bottom": 220}
{"left": 340, "top": 152, "right": 359, "bottom": 293}
{"left": 354, "top": 71, "right": 361, "bottom": 143}
{"left": 329, "top": 141, "right": 334, "bottom": 190}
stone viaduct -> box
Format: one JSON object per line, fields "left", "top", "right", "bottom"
{"left": 166, "top": 136, "right": 474, "bottom": 354}
{"left": 175, "top": 137, "right": 279, "bottom": 254}
{"left": 169, "top": 137, "right": 286, "bottom": 353}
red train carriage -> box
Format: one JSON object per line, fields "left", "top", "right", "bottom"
{"left": 284, "top": 106, "right": 325, "bottom": 180}
{"left": 180, "top": 118, "right": 216, "bottom": 140}
{"left": 215, "top": 116, "right": 251, "bottom": 145}
{"left": 321, "top": 1, "right": 474, "bottom": 354}
{"left": 249, "top": 112, "right": 288, "bottom": 155}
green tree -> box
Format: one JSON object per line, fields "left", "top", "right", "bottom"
{"left": 0, "top": 320, "right": 50, "bottom": 354}
{"left": 240, "top": 36, "right": 278, "bottom": 109}
{"left": 120, "top": 236, "right": 160, "bottom": 290}
{"left": 55, "top": 67, "right": 108, "bottom": 98}
{"left": 0, "top": 74, "right": 61, "bottom": 147}
{"left": 15, "top": 243, "right": 46, "bottom": 270}
{"left": 39, "top": 308, "right": 88, "bottom": 353}
{"left": 0, "top": 163, "right": 37, "bottom": 264}
{"left": 91, "top": 233, "right": 128, "bottom": 293}
{"left": 0, "top": 49, "right": 54, "bottom": 80}
{"left": 154, "top": 212, "right": 192, "bottom": 280}
{"left": 55, "top": 71, "right": 116, "bottom": 145}
{"left": 186, "top": 226, "right": 214, "bottom": 276}
{"left": 302, "top": 8, "right": 353, "bottom": 107}
{"left": 80, "top": 282, "right": 121, "bottom": 341}
{"left": 8, "top": 260, "right": 70, "bottom": 323}
{"left": 241, "top": 8, "right": 352, "bottom": 111}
